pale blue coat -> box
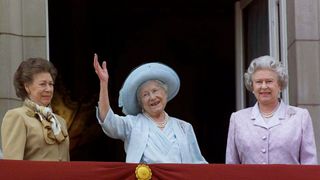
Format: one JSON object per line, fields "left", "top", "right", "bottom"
{"left": 97, "top": 108, "right": 207, "bottom": 164}
{"left": 226, "top": 101, "right": 318, "bottom": 164}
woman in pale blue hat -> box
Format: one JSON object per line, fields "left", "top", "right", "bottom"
{"left": 93, "top": 54, "right": 207, "bottom": 164}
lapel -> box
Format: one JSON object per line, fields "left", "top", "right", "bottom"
{"left": 126, "top": 114, "right": 149, "bottom": 163}
{"left": 251, "top": 103, "right": 268, "bottom": 128}
{"left": 171, "top": 118, "right": 191, "bottom": 163}
{"left": 251, "top": 101, "right": 287, "bottom": 129}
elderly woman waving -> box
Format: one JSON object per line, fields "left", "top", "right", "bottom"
{"left": 226, "top": 55, "right": 317, "bottom": 164}
{"left": 93, "top": 54, "right": 207, "bottom": 164}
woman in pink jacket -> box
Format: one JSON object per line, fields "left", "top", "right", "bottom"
{"left": 226, "top": 55, "right": 317, "bottom": 164}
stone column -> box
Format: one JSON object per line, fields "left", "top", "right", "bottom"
{"left": 0, "top": 0, "right": 48, "bottom": 147}
{"left": 287, "top": 0, "right": 320, "bottom": 162}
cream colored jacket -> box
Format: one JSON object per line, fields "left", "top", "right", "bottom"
{"left": 1, "top": 105, "right": 70, "bottom": 161}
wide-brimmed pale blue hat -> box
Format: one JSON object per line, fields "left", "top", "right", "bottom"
{"left": 118, "top": 62, "right": 180, "bottom": 115}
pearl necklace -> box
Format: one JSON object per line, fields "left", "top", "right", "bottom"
{"left": 143, "top": 112, "right": 169, "bottom": 129}
{"left": 260, "top": 102, "right": 280, "bottom": 118}
{"left": 261, "top": 111, "right": 275, "bottom": 118}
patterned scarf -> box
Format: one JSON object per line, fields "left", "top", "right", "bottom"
{"left": 24, "top": 99, "right": 68, "bottom": 144}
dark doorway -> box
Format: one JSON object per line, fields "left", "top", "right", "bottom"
{"left": 48, "top": 0, "right": 236, "bottom": 163}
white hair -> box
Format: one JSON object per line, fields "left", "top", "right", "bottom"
{"left": 244, "top": 55, "right": 288, "bottom": 91}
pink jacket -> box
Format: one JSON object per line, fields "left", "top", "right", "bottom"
{"left": 226, "top": 101, "right": 317, "bottom": 164}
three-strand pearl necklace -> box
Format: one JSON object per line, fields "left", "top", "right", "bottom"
{"left": 143, "top": 112, "right": 169, "bottom": 129}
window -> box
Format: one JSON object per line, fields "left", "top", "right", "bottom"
{"left": 235, "top": 0, "right": 288, "bottom": 109}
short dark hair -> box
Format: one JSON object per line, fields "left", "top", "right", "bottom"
{"left": 14, "top": 57, "right": 57, "bottom": 100}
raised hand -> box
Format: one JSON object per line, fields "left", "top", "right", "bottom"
{"left": 93, "top": 53, "right": 110, "bottom": 121}
{"left": 93, "top": 53, "right": 109, "bottom": 83}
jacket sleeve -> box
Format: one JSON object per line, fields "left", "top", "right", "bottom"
{"left": 97, "top": 108, "right": 133, "bottom": 141}
{"left": 1, "top": 110, "right": 26, "bottom": 160}
{"left": 300, "top": 109, "right": 318, "bottom": 164}
{"left": 226, "top": 113, "right": 240, "bottom": 164}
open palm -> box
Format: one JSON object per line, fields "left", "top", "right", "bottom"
{"left": 93, "top": 53, "right": 109, "bottom": 82}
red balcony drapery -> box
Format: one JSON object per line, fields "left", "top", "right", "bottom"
{"left": 0, "top": 160, "right": 319, "bottom": 180}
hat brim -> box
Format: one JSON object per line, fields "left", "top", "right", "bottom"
{"left": 118, "top": 62, "right": 180, "bottom": 115}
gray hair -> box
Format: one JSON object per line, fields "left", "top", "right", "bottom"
{"left": 244, "top": 55, "right": 288, "bottom": 92}
{"left": 136, "top": 80, "right": 168, "bottom": 106}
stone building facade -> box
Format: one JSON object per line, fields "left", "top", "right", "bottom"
{"left": 0, "top": 0, "right": 319, "bottom": 162}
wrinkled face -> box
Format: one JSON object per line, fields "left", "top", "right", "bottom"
{"left": 24, "top": 72, "right": 54, "bottom": 106}
{"left": 139, "top": 80, "right": 168, "bottom": 116}
{"left": 252, "top": 69, "right": 281, "bottom": 105}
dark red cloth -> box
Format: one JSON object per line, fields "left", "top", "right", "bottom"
{"left": 0, "top": 160, "right": 319, "bottom": 180}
